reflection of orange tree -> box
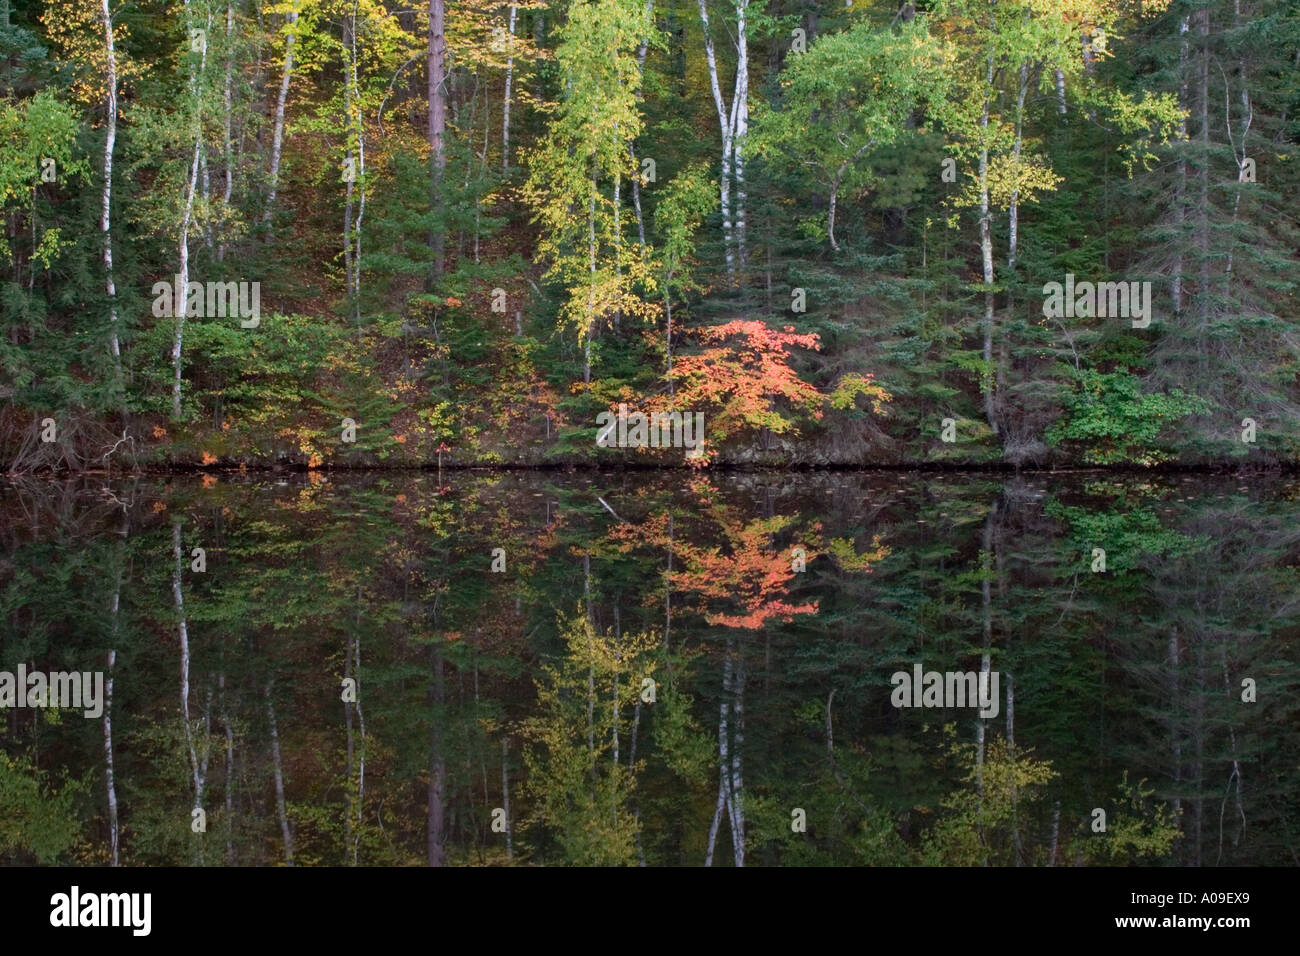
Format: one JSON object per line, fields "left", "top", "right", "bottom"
{"left": 608, "top": 481, "right": 820, "bottom": 631}
{"left": 603, "top": 477, "right": 890, "bottom": 865}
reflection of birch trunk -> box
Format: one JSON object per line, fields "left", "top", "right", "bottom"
{"left": 103, "top": 509, "right": 126, "bottom": 864}
{"left": 350, "top": 622, "right": 366, "bottom": 865}
{"left": 103, "top": 648, "right": 119, "bottom": 866}
{"left": 728, "top": 646, "right": 745, "bottom": 866}
{"left": 1217, "top": 646, "right": 1245, "bottom": 863}
{"left": 265, "top": 680, "right": 294, "bottom": 865}
{"left": 502, "top": 738, "right": 513, "bottom": 860}
{"left": 611, "top": 605, "right": 620, "bottom": 827}
{"left": 585, "top": 553, "right": 594, "bottom": 753}
{"left": 1048, "top": 800, "right": 1060, "bottom": 865}
{"left": 427, "top": 648, "right": 446, "bottom": 866}
{"left": 344, "top": 631, "right": 355, "bottom": 861}
{"left": 977, "top": 508, "right": 994, "bottom": 782}
{"left": 220, "top": 672, "right": 234, "bottom": 864}
{"left": 1193, "top": 641, "right": 1205, "bottom": 866}
{"left": 174, "top": 522, "right": 201, "bottom": 803}
{"left": 1169, "top": 631, "right": 1182, "bottom": 821}
{"left": 704, "top": 649, "right": 732, "bottom": 866}
{"left": 705, "top": 640, "right": 744, "bottom": 865}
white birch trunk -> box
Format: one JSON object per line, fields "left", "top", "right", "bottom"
{"left": 502, "top": 4, "right": 518, "bottom": 172}
{"left": 730, "top": 0, "right": 748, "bottom": 268}
{"left": 263, "top": 8, "right": 299, "bottom": 226}
{"left": 218, "top": 1, "right": 234, "bottom": 261}
{"left": 696, "top": 0, "right": 735, "bottom": 274}
{"left": 100, "top": 0, "right": 121, "bottom": 377}
{"left": 172, "top": 4, "right": 210, "bottom": 420}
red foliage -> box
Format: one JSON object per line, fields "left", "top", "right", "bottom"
{"left": 663, "top": 321, "right": 824, "bottom": 445}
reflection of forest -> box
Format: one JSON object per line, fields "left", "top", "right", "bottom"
{"left": 1, "top": 471, "right": 1296, "bottom": 866}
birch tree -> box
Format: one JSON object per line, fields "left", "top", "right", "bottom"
{"left": 523, "top": 0, "right": 656, "bottom": 383}
{"left": 263, "top": 0, "right": 301, "bottom": 229}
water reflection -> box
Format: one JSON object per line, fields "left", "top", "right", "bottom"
{"left": 1, "top": 470, "right": 1296, "bottom": 866}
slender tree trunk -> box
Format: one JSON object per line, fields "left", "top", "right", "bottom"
{"left": 1171, "top": 16, "right": 1190, "bottom": 316}
{"left": 428, "top": 0, "right": 447, "bottom": 278}
{"left": 731, "top": 0, "right": 749, "bottom": 269}
{"left": 172, "top": 4, "right": 209, "bottom": 420}
{"left": 696, "top": 0, "right": 734, "bottom": 274}
{"left": 173, "top": 522, "right": 201, "bottom": 803}
{"left": 218, "top": 1, "right": 234, "bottom": 261}
{"left": 220, "top": 672, "right": 235, "bottom": 864}
{"left": 728, "top": 642, "right": 745, "bottom": 866}
{"left": 1169, "top": 631, "right": 1182, "bottom": 823}
{"left": 1223, "top": 0, "right": 1250, "bottom": 291}
{"left": 263, "top": 8, "right": 298, "bottom": 227}
{"left": 265, "top": 681, "right": 295, "bottom": 865}
{"left": 501, "top": 737, "right": 513, "bottom": 859}
{"left": 1195, "top": 6, "right": 1210, "bottom": 336}
{"left": 584, "top": 182, "right": 596, "bottom": 384}
{"left": 100, "top": 0, "right": 121, "bottom": 383}
{"left": 427, "top": 648, "right": 447, "bottom": 866}
{"left": 704, "top": 650, "right": 732, "bottom": 866}
{"left": 977, "top": 506, "right": 994, "bottom": 791}
{"left": 976, "top": 50, "right": 997, "bottom": 436}
{"left": 352, "top": 19, "right": 366, "bottom": 329}
{"left": 501, "top": 3, "right": 518, "bottom": 172}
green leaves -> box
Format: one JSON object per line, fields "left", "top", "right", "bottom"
{"left": 1046, "top": 367, "right": 1209, "bottom": 465}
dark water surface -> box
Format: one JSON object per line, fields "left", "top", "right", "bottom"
{"left": 2, "top": 469, "right": 1297, "bottom": 866}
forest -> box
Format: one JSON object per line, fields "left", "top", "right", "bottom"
{"left": 1, "top": 0, "right": 1298, "bottom": 870}
{"left": 0, "top": 0, "right": 1296, "bottom": 471}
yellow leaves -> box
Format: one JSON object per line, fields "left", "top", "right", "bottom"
{"left": 307, "top": 453, "right": 324, "bottom": 468}
{"left": 982, "top": 151, "right": 1063, "bottom": 209}
{"left": 41, "top": 0, "right": 146, "bottom": 110}
{"left": 152, "top": 426, "right": 168, "bottom": 439}
{"left": 200, "top": 451, "right": 217, "bottom": 465}
{"left": 201, "top": 474, "right": 218, "bottom": 488}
